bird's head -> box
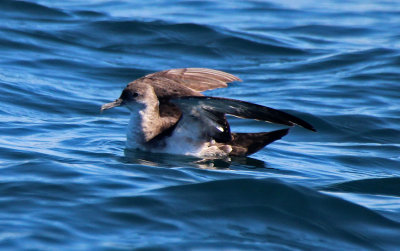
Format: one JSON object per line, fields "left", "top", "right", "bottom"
{"left": 101, "top": 82, "right": 156, "bottom": 112}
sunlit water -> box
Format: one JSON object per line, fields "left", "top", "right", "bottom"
{"left": 1, "top": 0, "right": 400, "bottom": 250}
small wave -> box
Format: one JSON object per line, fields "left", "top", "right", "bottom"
{"left": 279, "top": 24, "right": 375, "bottom": 37}
{"left": 2, "top": 0, "right": 69, "bottom": 18}
{"left": 323, "top": 177, "right": 400, "bottom": 197}
{"left": 285, "top": 48, "right": 395, "bottom": 74}
{"left": 115, "top": 178, "right": 400, "bottom": 249}
{"left": 72, "top": 20, "right": 306, "bottom": 57}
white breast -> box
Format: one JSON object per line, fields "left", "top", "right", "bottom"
{"left": 125, "top": 107, "right": 231, "bottom": 157}
{"left": 162, "top": 116, "right": 231, "bottom": 157}
{"left": 126, "top": 111, "right": 145, "bottom": 149}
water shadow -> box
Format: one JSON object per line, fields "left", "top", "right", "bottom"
{"left": 122, "top": 148, "right": 271, "bottom": 170}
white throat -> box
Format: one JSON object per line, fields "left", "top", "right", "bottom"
{"left": 126, "top": 102, "right": 161, "bottom": 150}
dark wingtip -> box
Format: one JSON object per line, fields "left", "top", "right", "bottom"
{"left": 301, "top": 122, "right": 317, "bottom": 132}
{"left": 284, "top": 113, "right": 316, "bottom": 132}
{"left": 304, "top": 121, "right": 317, "bottom": 132}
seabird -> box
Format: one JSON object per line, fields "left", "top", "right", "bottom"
{"left": 101, "top": 68, "right": 315, "bottom": 157}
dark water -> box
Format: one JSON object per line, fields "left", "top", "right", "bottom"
{"left": 1, "top": 0, "right": 400, "bottom": 249}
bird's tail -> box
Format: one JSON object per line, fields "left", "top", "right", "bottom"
{"left": 229, "top": 128, "right": 289, "bottom": 156}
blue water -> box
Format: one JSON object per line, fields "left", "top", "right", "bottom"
{"left": 1, "top": 0, "right": 400, "bottom": 249}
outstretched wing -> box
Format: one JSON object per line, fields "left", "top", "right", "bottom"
{"left": 144, "top": 68, "right": 241, "bottom": 92}
{"left": 131, "top": 68, "right": 241, "bottom": 134}
{"left": 171, "top": 96, "right": 316, "bottom": 133}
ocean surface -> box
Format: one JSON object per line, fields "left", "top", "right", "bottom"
{"left": 1, "top": 0, "right": 400, "bottom": 250}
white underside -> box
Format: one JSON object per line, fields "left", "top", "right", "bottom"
{"left": 126, "top": 112, "right": 231, "bottom": 157}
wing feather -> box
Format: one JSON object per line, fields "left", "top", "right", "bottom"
{"left": 144, "top": 68, "right": 241, "bottom": 92}
{"left": 171, "top": 96, "right": 316, "bottom": 132}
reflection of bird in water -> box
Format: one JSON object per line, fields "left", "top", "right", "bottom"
{"left": 123, "top": 149, "right": 269, "bottom": 171}
{"left": 102, "top": 68, "right": 315, "bottom": 157}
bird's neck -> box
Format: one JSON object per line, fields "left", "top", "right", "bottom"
{"left": 127, "top": 101, "right": 162, "bottom": 146}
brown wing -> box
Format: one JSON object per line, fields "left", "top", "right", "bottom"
{"left": 128, "top": 68, "right": 241, "bottom": 142}
{"left": 143, "top": 68, "right": 241, "bottom": 92}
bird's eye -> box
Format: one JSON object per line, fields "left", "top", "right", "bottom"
{"left": 132, "top": 92, "right": 138, "bottom": 98}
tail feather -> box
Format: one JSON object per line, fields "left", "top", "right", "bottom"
{"left": 229, "top": 128, "right": 290, "bottom": 156}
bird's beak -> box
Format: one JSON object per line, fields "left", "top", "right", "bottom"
{"left": 101, "top": 98, "right": 123, "bottom": 112}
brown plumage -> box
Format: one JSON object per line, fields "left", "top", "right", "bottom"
{"left": 144, "top": 68, "right": 241, "bottom": 92}
{"left": 101, "top": 68, "right": 315, "bottom": 157}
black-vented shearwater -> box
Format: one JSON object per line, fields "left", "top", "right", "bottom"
{"left": 101, "top": 68, "right": 315, "bottom": 157}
